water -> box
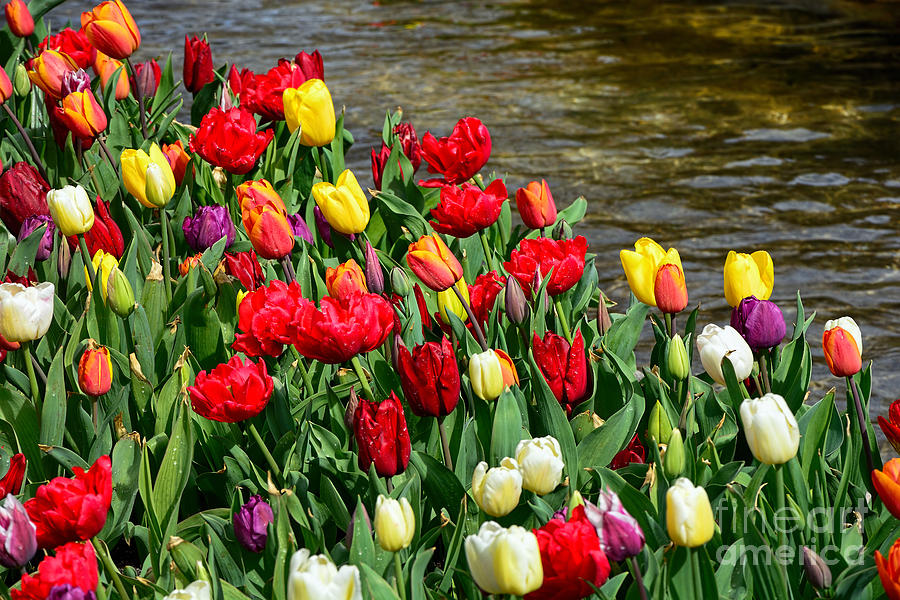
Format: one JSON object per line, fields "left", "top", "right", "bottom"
{"left": 51, "top": 1, "right": 900, "bottom": 409}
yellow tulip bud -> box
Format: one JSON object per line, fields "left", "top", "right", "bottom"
{"left": 283, "top": 79, "right": 336, "bottom": 147}
{"left": 666, "top": 478, "right": 715, "bottom": 547}
{"left": 514, "top": 436, "right": 564, "bottom": 496}
{"left": 311, "top": 169, "right": 369, "bottom": 235}
{"left": 47, "top": 184, "right": 94, "bottom": 236}
{"left": 374, "top": 495, "right": 415, "bottom": 552}
{"left": 85, "top": 249, "right": 119, "bottom": 301}
{"left": 472, "top": 458, "right": 522, "bottom": 517}
{"left": 437, "top": 278, "right": 469, "bottom": 325}
{"left": 121, "top": 143, "right": 177, "bottom": 208}
{"left": 739, "top": 393, "right": 799, "bottom": 465}
{"left": 723, "top": 250, "right": 774, "bottom": 307}
{"left": 464, "top": 522, "right": 542, "bottom": 596}
{"left": 469, "top": 349, "right": 503, "bottom": 401}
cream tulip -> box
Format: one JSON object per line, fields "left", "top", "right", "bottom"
{"left": 464, "top": 521, "right": 543, "bottom": 596}
{"left": 163, "top": 581, "right": 210, "bottom": 600}
{"left": 666, "top": 478, "right": 715, "bottom": 547}
{"left": 469, "top": 349, "right": 503, "bottom": 401}
{"left": 287, "top": 549, "right": 362, "bottom": 600}
{"left": 47, "top": 184, "right": 94, "bottom": 236}
{"left": 0, "top": 282, "right": 54, "bottom": 343}
{"left": 740, "top": 393, "right": 800, "bottom": 465}
{"left": 696, "top": 323, "right": 753, "bottom": 385}
{"left": 374, "top": 495, "right": 415, "bottom": 552}
{"left": 515, "top": 436, "right": 564, "bottom": 495}
{"left": 472, "top": 458, "right": 522, "bottom": 517}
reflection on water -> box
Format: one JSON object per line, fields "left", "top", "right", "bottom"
{"left": 52, "top": 0, "right": 900, "bottom": 407}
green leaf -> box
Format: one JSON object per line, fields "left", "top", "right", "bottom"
{"left": 410, "top": 451, "right": 466, "bottom": 516}
{"left": 490, "top": 389, "right": 523, "bottom": 464}
{"left": 604, "top": 300, "right": 649, "bottom": 362}
{"left": 578, "top": 400, "right": 637, "bottom": 472}
{"left": 152, "top": 397, "right": 195, "bottom": 532}
{"left": 39, "top": 345, "right": 67, "bottom": 446}
{"left": 528, "top": 350, "right": 579, "bottom": 488}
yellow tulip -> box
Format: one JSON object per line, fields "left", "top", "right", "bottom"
{"left": 437, "top": 278, "right": 468, "bottom": 325}
{"left": 469, "top": 349, "right": 503, "bottom": 401}
{"left": 47, "top": 184, "right": 95, "bottom": 236}
{"left": 121, "top": 143, "right": 176, "bottom": 208}
{"left": 723, "top": 250, "right": 773, "bottom": 307}
{"left": 464, "top": 522, "right": 542, "bottom": 596}
{"left": 85, "top": 249, "right": 119, "bottom": 300}
{"left": 619, "top": 237, "right": 684, "bottom": 308}
{"left": 311, "top": 169, "right": 370, "bottom": 235}
{"left": 374, "top": 495, "right": 415, "bottom": 552}
{"left": 283, "top": 79, "right": 336, "bottom": 147}
{"left": 471, "top": 458, "right": 522, "bottom": 517}
{"left": 666, "top": 478, "right": 715, "bottom": 547}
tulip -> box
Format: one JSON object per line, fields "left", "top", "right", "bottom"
{"left": 184, "top": 35, "right": 214, "bottom": 93}
{"left": 619, "top": 237, "right": 687, "bottom": 313}
{"left": 47, "top": 185, "right": 94, "bottom": 237}
{"left": 532, "top": 329, "right": 590, "bottom": 415}
{"left": 873, "top": 459, "right": 900, "bottom": 519}
{"left": 290, "top": 292, "right": 394, "bottom": 363}
{"left": 131, "top": 59, "right": 160, "bottom": 98}
{"left": 188, "top": 356, "right": 273, "bottom": 423}
{"left": 94, "top": 52, "right": 129, "bottom": 100}
{"left": 0, "top": 494, "right": 37, "bottom": 569}
{"left": 730, "top": 296, "right": 786, "bottom": 352}
{"left": 353, "top": 392, "right": 411, "bottom": 478}
{"left": 464, "top": 521, "right": 542, "bottom": 596}
{"left": 584, "top": 489, "right": 645, "bottom": 562}
{"left": 18, "top": 215, "right": 55, "bottom": 261}
{"left": 178, "top": 253, "right": 202, "bottom": 276}
{"left": 465, "top": 271, "right": 505, "bottom": 333}
{"left": 240, "top": 59, "right": 320, "bottom": 122}
{"left": 739, "top": 393, "right": 799, "bottom": 465}
{"left": 880, "top": 400, "right": 900, "bottom": 455}
{"left": 0, "top": 282, "right": 54, "bottom": 343}
{"left": 182, "top": 205, "right": 235, "bottom": 251}
{"left": 106, "top": 267, "right": 135, "bottom": 317}
{"left": 287, "top": 549, "right": 362, "bottom": 600}
{"left": 121, "top": 144, "right": 176, "bottom": 208}
{"left": 667, "top": 333, "right": 690, "bottom": 380}
{"left": 40, "top": 27, "right": 96, "bottom": 70}
{"left": 61, "top": 69, "right": 91, "bottom": 97}
{"left": 516, "top": 180, "right": 557, "bottom": 230}
{"left": 283, "top": 79, "right": 336, "bottom": 147}
{"left": 666, "top": 478, "right": 715, "bottom": 547}
{"left": 287, "top": 213, "right": 314, "bottom": 244}
{"left": 293, "top": 50, "right": 324, "bottom": 80}
{"left": 163, "top": 581, "right": 210, "bottom": 600}
{"left": 162, "top": 140, "right": 191, "bottom": 186}
{"left": 0, "top": 454, "right": 25, "bottom": 497}
{"left": 46, "top": 584, "right": 99, "bottom": 600}
{"left": 430, "top": 179, "right": 508, "bottom": 238}
{"left": 80, "top": 0, "right": 141, "bottom": 60}
{"left": 236, "top": 179, "right": 295, "bottom": 259}
{"left": 472, "top": 458, "right": 522, "bottom": 517}
{"left": 420, "top": 117, "right": 491, "bottom": 186}
{"left": 78, "top": 342, "right": 113, "bottom": 397}
{"left": 822, "top": 316, "right": 862, "bottom": 377}
{"left": 504, "top": 276, "right": 528, "bottom": 324}
{"left": 723, "top": 249, "right": 774, "bottom": 307}
{"left": 663, "top": 428, "right": 685, "bottom": 478}
{"left": 437, "top": 279, "right": 469, "bottom": 325}
{"left": 190, "top": 106, "right": 274, "bottom": 175}
{"left": 311, "top": 170, "right": 369, "bottom": 235}
{"left": 225, "top": 250, "right": 264, "bottom": 291}
{"left": 0, "top": 162, "right": 50, "bottom": 236}
{"left": 28, "top": 49, "right": 79, "bottom": 101}
{"left": 56, "top": 89, "right": 108, "bottom": 143}
{"left": 363, "top": 240, "right": 384, "bottom": 294}
{"left": 233, "top": 495, "right": 274, "bottom": 553}
{"left": 231, "top": 280, "right": 304, "bottom": 357}
{"left": 496, "top": 349, "right": 519, "bottom": 389}
{"left": 648, "top": 400, "right": 673, "bottom": 444}
{"left": 371, "top": 143, "right": 393, "bottom": 191}
{"left": 876, "top": 538, "right": 900, "bottom": 600}
{"left": 802, "top": 546, "right": 832, "bottom": 590}
{"left": 515, "top": 436, "right": 564, "bottom": 496}
{"left": 85, "top": 249, "right": 118, "bottom": 300}
{"left": 325, "top": 259, "right": 368, "bottom": 300}
{"left": 406, "top": 233, "right": 463, "bottom": 292}
{"left": 696, "top": 323, "right": 754, "bottom": 385}
{"left": 504, "top": 236, "right": 588, "bottom": 298}
{"left": 14, "top": 541, "right": 98, "bottom": 600}
{"left": 397, "top": 336, "right": 460, "bottom": 418}
{"left": 5, "top": 0, "right": 33, "bottom": 37}
{"left": 469, "top": 349, "right": 504, "bottom": 401}
{"left": 374, "top": 495, "right": 415, "bottom": 552}
{"left": 0, "top": 67, "right": 11, "bottom": 103}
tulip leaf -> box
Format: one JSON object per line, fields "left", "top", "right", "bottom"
{"left": 490, "top": 389, "right": 523, "bottom": 464}
{"left": 527, "top": 350, "right": 579, "bottom": 488}
{"left": 0, "top": 386, "right": 45, "bottom": 481}
{"left": 102, "top": 435, "right": 142, "bottom": 541}
{"left": 438, "top": 498, "right": 468, "bottom": 593}
{"left": 39, "top": 344, "right": 66, "bottom": 447}
{"left": 798, "top": 390, "right": 836, "bottom": 479}
{"left": 772, "top": 337, "right": 811, "bottom": 413}
{"left": 359, "top": 563, "right": 401, "bottom": 600}
{"left": 410, "top": 451, "right": 466, "bottom": 517}
{"left": 557, "top": 196, "right": 587, "bottom": 225}
{"left": 6, "top": 223, "right": 46, "bottom": 276}
{"left": 604, "top": 299, "right": 650, "bottom": 364}
{"left": 577, "top": 400, "right": 637, "bottom": 473}
{"left": 373, "top": 190, "right": 430, "bottom": 239}
{"left": 409, "top": 547, "right": 435, "bottom": 600}
{"left": 152, "top": 396, "right": 195, "bottom": 534}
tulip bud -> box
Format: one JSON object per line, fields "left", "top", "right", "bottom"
{"left": 121, "top": 144, "right": 176, "bottom": 209}
{"left": 464, "top": 522, "right": 542, "bottom": 596}
{"left": 472, "top": 458, "right": 523, "bottom": 517}
{"left": 4, "top": 0, "right": 34, "bottom": 38}
{"left": 78, "top": 341, "right": 113, "bottom": 397}
{"left": 552, "top": 219, "right": 572, "bottom": 240}
{"left": 134, "top": 60, "right": 159, "bottom": 98}
{"left": 391, "top": 267, "right": 411, "bottom": 297}
{"left": 515, "top": 436, "right": 564, "bottom": 496}
{"left": 469, "top": 349, "right": 504, "bottom": 401}
{"left": 648, "top": 401, "right": 673, "bottom": 444}
{"left": 663, "top": 428, "right": 685, "bottom": 478}
{"left": 284, "top": 79, "right": 336, "bottom": 147}
{"left": 47, "top": 185, "right": 95, "bottom": 237}
{"left": 145, "top": 163, "right": 174, "bottom": 208}
{"left": 364, "top": 241, "right": 384, "bottom": 295}
{"left": 13, "top": 64, "right": 29, "bottom": 96}
{"left": 212, "top": 166, "right": 228, "bottom": 191}
{"left": 0, "top": 494, "right": 37, "bottom": 568}
{"left": 106, "top": 267, "right": 135, "bottom": 317}
{"left": 504, "top": 276, "right": 528, "bottom": 324}
{"left": 0, "top": 454, "right": 25, "bottom": 497}
{"left": 344, "top": 387, "right": 360, "bottom": 432}
{"left": 343, "top": 502, "right": 371, "bottom": 549}
{"left": 730, "top": 296, "right": 786, "bottom": 352}
{"left": 570, "top": 411, "right": 603, "bottom": 443}
{"left": 233, "top": 495, "right": 274, "bottom": 553}
{"left": 696, "top": 323, "right": 753, "bottom": 385}
{"left": 288, "top": 549, "right": 362, "bottom": 600}
{"left": 802, "top": 546, "right": 832, "bottom": 590}
{"left": 739, "top": 393, "right": 800, "bottom": 465}
{"left": 667, "top": 333, "right": 690, "bottom": 380}
{"left": 585, "top": 489, "right": 645, "bottom": 561}
{"left": 597, "top": 291, "right": 612, "bottom": 335}
{"left": 723, "top": 250, "right": 774, "bottom": 308}
{"left": 406, "top": 233, "right": 463, "bottom": 292}
{"left": 666, "top": 478, "right": 715, "bottom": 547}
{"left": 822, "top": 316, "right": 862, "bottom": 377}
{"left": 568, "top": 489, "right": 585, "bottom": 513}
{"left": 374, "top": 495, "right": 415, "bottom": 552}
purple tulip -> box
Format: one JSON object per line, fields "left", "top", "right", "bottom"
{"left": 364, "top": 240, "right": 384, "bottom": 295}
{"left": 18, "top": 214, "right": 55, "bottom": 261}
{"left": 287, "top": 213, "right": 313, "bottom": 245}
{"left": 61, "top": 70, "right": 91, "bottom": 97}
{"left": 584, "top": 489, "right": 644, "bottom": 562}
{"left": 182, "top": 205, "right": 236, "bottom": 251}
{"left": 730, "top": 295, "right": 786, "bottom": 352}
{"left": 0, "top": 494, "right": 38, "bottom": 568}
{"left": 46, "top": 585, "right": 97, "bottom": 600}
{"left": 233, "top": 495, "right": 274, "bottom": 553}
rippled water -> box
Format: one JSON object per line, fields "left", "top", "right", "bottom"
{"left": 52, "top": 0, "right": 900, "bottom": 408}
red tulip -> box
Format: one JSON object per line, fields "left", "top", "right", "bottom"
{"left": 188, "top": 355, "right": 273, "bottom": 422}
{"left": 242, "top": 59, "right": 316, "bottom": 122}
{"left": 293, "top": 50, "right": 324, "bottom": 81}
{"left": 533, "top": 330, "right": 589, "bottom": 416}
{"left": 525, "top": 506, "right": 610, "bottom": 600}
{"left": 406, "top": 233, "right": 463, "bottom": 292}
{"left": 0, "top": 162, "right": 50, "bottom": 236}
{"left": 162, "top": 139, "right": 191, "bottom": 186}
{"left": 610, "top": 435, "right": 646, "bottom": 470}
{"left": 224, "top": 250, "right": 264, "bottom": 291}
{"left": 39, "top": 28, "right": 95, "bottom": 70}
{"left": 430, "top": 179, "right": 507, "bottom": 238}
{"left": 393, "top": 122, "right": 422, "bottom": 171}
{"left": 353, "top": 392, "right": 411, "bottom": 477}
{"left": 11, "top": 541, "right": 98, "bottom": 600}
{"left": 516, "top": 180, "right": 557, "bottom": 230}
{"left": 654, "top": 263, "right": 688, "bottom": 314}
{"left": 183, "top": 35, "right": 214, "bottom": 94}
{"left": 504, "top": 236, "right": 588, "bottom": 298}
{"left": 292, "top": 292, "right": 394, "bottom": 364}
{"left": 879, "top": 400, "right": 900, "bottom": 455}
{"left": 0, "top": 453, "right": 25, "bottom": 497}
{"left": 371, "top": 142, "right": 391, "bottom": 191}
{"left": 70, "top": 197, "right": 124, "bottom": 258}
{"left": 5, "top": 0, "right": 33, "bottom": 38}
{"left": 189, "top": 106, "right": 274, "bottom": 175}
{"left": 232, "top": 280, "right": 305, "bottom": 357}
{"left": 468, "top": 271, "right": 506, "bottom": 328}
{"left": 77, "top": 342, "right": 112, "bottom": 397}
{"left": 80, "top": 0, "right": 141, "bottom": 60}
{"left": 420, "top": 117, "right": 491, "bottom": 186}
{"left": 397, "top": 336, "right": 460, "bottom": 417}
{"left": 24, "top": 455, "right": 112, "bottom": 549}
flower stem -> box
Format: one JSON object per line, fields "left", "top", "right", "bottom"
{"left": 629, "top": 555, "right": 649, "bottom": 600}
{"left": 248, "top": 422, "right": 282, "bottom": 486}
{"left": 478, "top": 230, "right": 495, "bottom": 272}
{"left": 2, "top": 103, "right": 49, "bottom": 183}
{"left": 160, "top": 208, "right": 173, "bottom": 303}
{"left": 97, "top": 137, "right": 120, "bottom": 177}
{"left": 759, "top": 353, "right": 771, "bottom": 394}
{"left": 773, "top": 464, "right": 791, "bottom": 598}
{"left": 351, "top": 355, "right": 376, "bottom": 401}
{"left": 92, "top": 537, "right": 129, "bottom": 600}
{"left": 22, "top": 342, "right": 41, "bottom": 422}
{"left": 317, "top": 146, "right": 331, "bottom": 183}
{"left": 125, "top": 58, "right": 149, "bottom": 139}
{"left": 438, "top": 418, "right": 453, "bottom": 471}
{"left": 691, "top": 547, "right": 703, "bottom": 599}
{"left": 848, "top": 375, "right": 876, "bottom": 478}
{"left": 393, "top": 552, "right": 407, "bottom": 600}
{"left": 451, "top": 284, "right": 488, "bottom": 351}
{"left": 79, "top": 234, "right": 97, "bottom": 286}
{"left": 281, "top": 255, "right": 296, "bottom": 283}
{"left": 290, "top": 346, "right": 315, "bottom": 397}
{"left": 553, "top": 298, "right": 572, "bottom": 343}
{"left": 664, "top": 312, "right": 673, "bottom": 338}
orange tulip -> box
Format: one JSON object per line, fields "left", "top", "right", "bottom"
{"left": 655, "top": 263, "right": 689, "bottom": 314}
{"left": 877, "top": 538, "right": 900, "bottom": 600}
{"left": 237, "top": 179, "right": 287, "bottom": 216}
{"left": 78, "top": 341, "right": 113, "bottom": 397}
{"left": 94, "top": 51, "right": 129, "bottom": 100}
{"left": 0, "top": 67, "right": 12, "bottom": 103}
{"left": 406, "top": 233, "right": 463, "bottom": 292}
{"left": 325, "top": 259, "right": 368, "bottom": 300}
{"left": 515, "top": 179, "right": 557, "bottom": 230}
{"left": 178, "top": 253, "right": 203, "bottom": 276}
{"left": 822, "top": 317, "right": 862, "bottom": 378}
{"left": 80, "top": 0, "right": 140, "bottom": 60}
{"left": 496, "top": 348, "right": 520, "bottom": 388}
{"left": 56, "top": 90, "right": 108, "bottom": 141}
{"left": 237, "top": 179, "right": 293, "bottom": 260}
{"left": 28, "top": 49, "right": 79, "bottom": 101}
{"left": 5, "top": 0, "right": 34, "bottom": 38}
{"left": 873, "top": 459, "right": 900, "bottom": 519}
{"left": 162, "top": 140, "right": 191, "bottom": 186}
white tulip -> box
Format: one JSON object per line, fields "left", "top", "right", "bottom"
{"left": 696, "top": 323, "right": 753, "bottom": 385}
{"left": 740, "top": 393, "right": 800, "bottom": 465}
{"left": 472, "top": 458, "right": 522, "bottom": 517}
{"left": 47, "top": 184, "right": 94, "bottom": 236}
{"left": 464, "top": 521, "right": 543, "bottom": 596}
{"left": 515, "top": 436, "right": 564, "bottom": 495}
{"left": 0, "top": 282, "right": 54, "bottom": 342}
{"left": 374, "top": 495, "right": 415, "bottom": 552}
{"left": 164, "top": 581, "right": 210, "bottom": 600}
{"left": 288, "top": 549, "right": 362, "bottom": 600}
{"left": 666, "top": 478, "right": 715, "bottom": 548}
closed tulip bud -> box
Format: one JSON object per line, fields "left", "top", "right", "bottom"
{"left": 0, "top": 282, "right": 54, "bottom": 342}
{"left": 344, "top": 387, "right": 360, "bottom": 432}
{"left": 464, "top": 521, "right": 542, "bottom": 596}
{"left": 469, "top": 349, "right": 504, "bottom": 401}
{"left": 145, "top": 163, "right": 173, "bottom": 208}
{"left": 78, "top": 341, "right": 113, "bottom": 397}
{"left": 620, "top": 237, "right": 687, "bottom": 312}
{"left": 132, "top": 59, "right": 160, "bottom": 97}
{"left": 723, "top": 249, "right": 774, "bottom": 307}
{"left": 0, "top": 68, "right": 12, "bottom": 104}
{"left": 663, "top": 428, "right": 685, "bottom": 478}
{"left": 597, "top": 291, "right": 612, "bottom": 335}
{"left": 233, "top": 495, "right": 274, "bottom": 553}
{"left": 802, "top": 546, "right": 832, "bottom": 590}
{"left": 515, "top": 179, "right": 557, "bottom": 230}
{"left": 390, "top": 267, "right": 411, "bottom": 297}
{"left": 47, "top": 184, "right": 95, "bottom": 237}
{"left": 504, "top": 276, "right": 528, "bottom": 324}
{"left": 667, "top": 333, "right": 690, "bottom": 380}
{"left": 163, "top": 581, "right": 210, "bottom": 600}
{"left": 283, "top": 79, "right": 336, "bottom": 147}
{"left": 86, "top": 249, "right": 119, "bottom": 300}
{"left": 739, "top": 393, "right": 799, "bottom": 465}
{"left": 374, "top": 495, "right": 415, "bottom": 552}
{"left": 666, "top": 478, "right": 715, "bottom": 547}
{"left": 648, "top": 400, "right": 673, "bottom": 444}
{"left": 696, "top": 323, "right": 753, "bottom": 385}
{"left": 95, "top": 52, "right": 129, "bottom": 100}
{"left": 80, "top": 0, "right": 141, "bottom": 60}
{"left": 515, "top": 436, "right": 564, "bottom": 496}
{"left": 364, "top": 240, "right": 384, "bottom": 295}
{"left": 552, "top": 219, "right": 572, "bottom": 240}
{"left": 311, "top": 170, "right": 369, "bottom": 235}
{"left": 406, "top": 233, "right": 463, "bottom": 292}
{"left": 5, "top": 0, "right": 33, "bottom": 38}
{"left": 472, "top": 458, "right": 523, "bottom": 517}
{"left": 212, "top": 166, "right": 228, "bottom": 190}
{"left": 353, "top": 392, "right": 411, "bottom": 478}
{"left": 0, "top": 454, "right": 25, "bottom": 497}
{"left": 0, "top": 494, "right": 37, "bottom": 568}
{"left": 183, "top": 35, "right": 214, "bottom": 94}
{"left": 106, "top": 267, "right": 135, "bottom": 317}
{"left": 287, "top": 549, "right": 362, "bottom": 600}
{"left": 13, "top": 64, "right": 29, "bottom": 96}
{"left": 822, "top": 316, "right": 862, "bottom": 377}
{"left": 585, "top": 489, "right": 645, "bottom": 562}
{"left": 397, "top": 336, "right": 460, "bottom": 417}
{"left": 121, "top": 144, "right": 177, "bottom": 208}
{"left": 730, "top": 296, "right": 786, "bottom": 352}
{"left": 437, "top": 279, "right": 468, "bottom": 325}
{"left": 569, "top": 489, "right": 585, "bottom": 512}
